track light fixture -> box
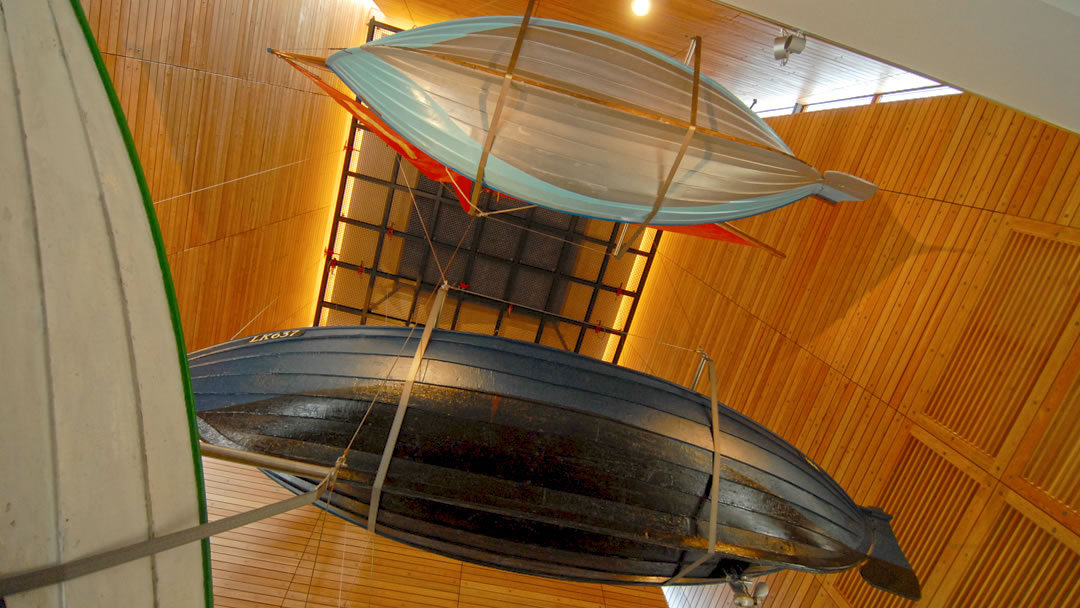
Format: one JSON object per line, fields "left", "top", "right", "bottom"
{"left": 731, "top": 579, "right": 770, "bottom": 607}
{"left": 773, "top": 29, "right": 806, "bottom": 66}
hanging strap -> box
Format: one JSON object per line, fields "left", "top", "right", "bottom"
{"left": 367, "top": 283, "right": 449, "bottom": 534}
{"left": 667, "top": 356, "right": 721, "bottom": 584}
{"left": 466, "top": 0, "right": 538, "bottom": 215}
{"left": 615, "top": 36, "right": 703, "bottom": 257}
{"left": 0, "top": 472, "right": 332, "bottom": 597}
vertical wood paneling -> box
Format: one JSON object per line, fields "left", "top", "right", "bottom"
{"left": 834, "top": 429, "right": 993, "bottom": 607}
{"left": 934, "top": 489, "right": 1080, "bottom": 608}
{"left": 203, "top": 459, "right": 665, "bottom": 608}
{"left": 917, "top": 229, "right": 1080, "bottom": 467}
{"left": 1021, "top": 377, "right": 1080, "bottom": 510}
{"left": 624, "top": 93, "right": 1080, "bottom": 607}
{"left": 1005, "top": 303, "right": 1080, "bottom": 535}
{"left": 83, "top": 0, "right": 372, "bottom": 350}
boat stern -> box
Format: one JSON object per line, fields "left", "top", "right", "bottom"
{"left": 859, "top": 507, "right": 921, "bottom": 601}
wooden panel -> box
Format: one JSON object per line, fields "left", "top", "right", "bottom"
{"left": 82, "top": 0, "right": 373, "bottom": 350}
{"left": 1005, "top": 307, "right": 1080, "bottom": 535}
{"left": 622, "top": 93, "right": 1080, "bottom": 607}
{"left": 1019, "top": 376, "right": 1080, "bottom": 514}
{"left": 833, "top": 428, "right": 993, "bottom": 607}
{"left": 914, "top": 224, "right": 1080, "bottom": 469}
{"left": 934, "top": 488, "right": 1080, "bottom": 607}
{"left": 203, "top": 459, "right": 665, "bottom": 608}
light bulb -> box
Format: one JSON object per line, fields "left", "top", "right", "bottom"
{"left": 632, "top": 0, "right": 649, "bottom": 17}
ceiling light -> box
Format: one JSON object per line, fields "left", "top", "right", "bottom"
{"left": 632, "top": 0, "right": 650, "bottom": 16}
{"left": 773, "top": 30, "right": 806, "bottom": 66}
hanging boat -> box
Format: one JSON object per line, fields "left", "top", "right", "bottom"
{"left": 319, "top": 16, "right": 876, "bottom": 227}
{"left": 272, "top": 49, "right": 774, "bottom": 252}
{"left": 189, "top": 325, "right": 919, "bottom": 599}
{"left": 0, "top": 0, "right": 209, "bottom": 604}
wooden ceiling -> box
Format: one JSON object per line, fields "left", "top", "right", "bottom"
{"left": 80, "top": 0, "right": 1080, "bottom": 606}
{"left": 636, "top": 94, "right": 1080, "bottom": 607}
{"left": 372, "top": 0, "right": 937, "bottom": 110}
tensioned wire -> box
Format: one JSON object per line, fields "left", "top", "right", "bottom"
{"left": 308, "top": 176, "right": 473, "bottom": 603}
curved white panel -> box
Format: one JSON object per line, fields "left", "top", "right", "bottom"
{"left": 0, "top": 0, "right": 206, "bottom": 605}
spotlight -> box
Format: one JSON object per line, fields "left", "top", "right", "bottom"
{"left": 632, "top": 0, "right": 649, "bottom": 17}
{"left": 773, "top": 29, "right": 806, "bottom": 66}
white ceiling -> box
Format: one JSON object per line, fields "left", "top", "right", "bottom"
{"left": 715, "top": 0, "right": 1080, "bottom": 133}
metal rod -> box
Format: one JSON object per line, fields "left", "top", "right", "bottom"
{"left": 0, "top": 483, "right": 325, "bottom": 597}
{"left": 478, "top": 203, "right": 536, "bottom": 216}
{"left": 268, "top": 49, "right": 329, "bottom": 69}
{"left": 691, "top": 348, "right": 709, "bottom": 390}
{"left": 683, "top": 38, "right": 699, "bottom": 66}
{"left": 200, "top": 442, "right": 336, "bottom": 479}
{"left": 368, "top": 283, "right": 449, "bottom": 534}
{"left": 613, "top": 223, "right": 630, "bottom": 257}
{"left": 715, "top": 221, "right": 786, "bottom": 258}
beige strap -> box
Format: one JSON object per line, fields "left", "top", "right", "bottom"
{"left": 467, "top": 0, "right": 538, "bottom": 214}
{"left": 615, "top": 36, "right": 703, "bottom": 257}
{"left": 367, "top": 284, "right": 450, "bottom": 534}
{"left": 667, "top": 355, "right": 721, "bottom": 584}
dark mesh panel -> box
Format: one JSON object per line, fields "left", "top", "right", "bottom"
{"left": 512, "top": 267, "right": 553, "bottom": 310}
{"left": 404, "top": 193, "right": 436, "bottom": 238}
{"left": 478, "top": 219, "right": 521, "bottom": 259}
{"left": 397, "top": 239, "right": 429, "bottom": 282}
{"left": 433, "top": 201, "right": 474, "bottom": 246}
{"left": 315, "top": 19, "right": 660, "bottom": 362}
{"left": 469, "top": 257, "right": 511, "bottom": 300}
{"left": 520, "top": 230, "right": 562, "bottom": 271}
{"left": 415, "top": 172, "right": 443, "bottom": 197}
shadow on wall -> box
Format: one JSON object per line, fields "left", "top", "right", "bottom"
{"left": 672, "top": 190, "right": 966, "bottom": 344}
{"left": 625, "top": 189, "right": 970, "bottom": 395}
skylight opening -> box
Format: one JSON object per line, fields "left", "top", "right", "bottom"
{"left": 757, "top": 107, "right": 795, "bottom": 118}
{"left": 804, "top": 96, "right": 874, "bottom": 113}
{"left": 878, "top": 86, "right": 962, "bottom": 104}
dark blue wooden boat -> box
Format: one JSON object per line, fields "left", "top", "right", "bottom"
{"left": 189, "top": 326, "right": 918, "bottom": 598}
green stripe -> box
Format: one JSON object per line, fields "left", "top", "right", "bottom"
{"left": 66, "top": 0, "right": 214, "bottom": 604}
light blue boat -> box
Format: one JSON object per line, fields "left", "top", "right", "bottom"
{"left": 326, "top": 17, "right": 876, "bottom": 225}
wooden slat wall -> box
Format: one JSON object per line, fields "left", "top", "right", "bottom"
{"left": 203, "top": 459, "right": 667, "bottom": 608}
{"left": 80, "top": 0, "right": 373, "bottom": 350}
{"left": 622, "top": 94, "right": 1080, "bottom": 607}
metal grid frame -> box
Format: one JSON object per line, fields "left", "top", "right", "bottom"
{"left": 313, "top": 19, "right": 660, "bottom": 363}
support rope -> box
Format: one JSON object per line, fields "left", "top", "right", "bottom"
{"left": 152, "top": 149, "right": 341, "bottom": 205}
{"left": 402, "top": 174, "right": 447, "bottom": 283}
{"left": 0, "top": 472, "right": 336, "bottom": 597}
